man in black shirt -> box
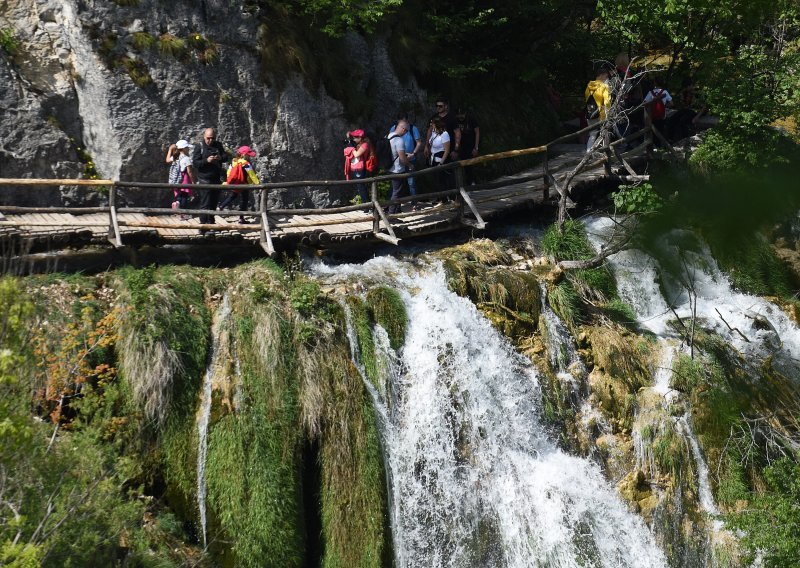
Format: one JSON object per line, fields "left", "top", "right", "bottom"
{"left": 456, "top": 108, "right": 480, "bottom": 185}
{"left": 191, "top": 127, "right": 230, "bottom": 232}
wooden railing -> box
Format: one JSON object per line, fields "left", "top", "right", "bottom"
{"left": 0, "top": 121, "right": 668, "bottom": 256}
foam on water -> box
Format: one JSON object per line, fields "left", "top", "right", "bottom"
{"left": 318, "top": 257, "right": 667, "bottom": 567}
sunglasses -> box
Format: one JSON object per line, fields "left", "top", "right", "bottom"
{"left": 436, "top": 104, "right": 445, "bottom": 108}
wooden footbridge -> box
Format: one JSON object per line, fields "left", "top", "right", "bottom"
{"left": 0, "top": 123, "right": 671, "bottom": 256}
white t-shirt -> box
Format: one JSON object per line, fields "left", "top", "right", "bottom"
{"left": 178, "top": 153, "right": 193, "bottom": 173}
{"left": 429, "top": 131, "right": 450, "bottom": 161}
{"left": 644, "top": 88, "right": 673, "bottom": 105}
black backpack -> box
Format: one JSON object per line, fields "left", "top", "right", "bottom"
{"left": 376, "top": 133, "right": 400, "bottom": 171}
{"left": 585, "top": 90, "right": 600, "bottom": 120}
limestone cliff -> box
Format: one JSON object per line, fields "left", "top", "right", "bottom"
{"left": 0, "top": 0, "right": 425, "bottom": 207}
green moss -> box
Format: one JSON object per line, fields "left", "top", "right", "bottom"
{"left": 201, "top": 262, "right": 390, "bottom": 567}
{"left": 116, "top": 266, "right": 210, "bottom": 509}
{"left": 671, "top": 353, "right": 707, "bottom": 393}
{"left": 366, "top": 286, "right": 407, "bottom": 350}
{"left": 548, "top": 281, "right": 581, "bottom": 330}
{"left": 652, "top": 427, "right": 686, "bottom": 476}
{"left": 346, "top": 296, "right": 379, "bottom": 388}
{"left": 710, "top": 233, "right": 794, "bottom": 297}
{"left": 442, "top": 253, "right": 541, "bottom": 339}
{"left": 208, "top": 301, "right": 303, "bottom": 567}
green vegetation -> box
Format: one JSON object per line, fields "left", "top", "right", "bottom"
{"left": 542, "top": 220, "right": 632, "bottom": 330}
{"left": 116, "top": 266, "right": 210, "bottom": 523}
{"left": 612, "top": 183, "right": 664, "bottom": 215}
{"left": 157, "top": 34, "right": 187, "bottom": 59}
{"left": 365, "top": 286, "right": 407, "bottom": 350}
{"left": 729, "top": 458, "right": 800, "bottom": 568}
{"left": 0, "top": 275, "right": 204, "bottom": 567}
{"left": 441, "top": 247, "right": 541, "bottom": 339}
{"left": 199, "top": 263, "right": 390, "bottom": 567}
{"left": 0, "top": 28, "right": 18, "bottom": 55}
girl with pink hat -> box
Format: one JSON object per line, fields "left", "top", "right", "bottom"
{"left": 220, "top": 146, "right": 260, "bottom": 224}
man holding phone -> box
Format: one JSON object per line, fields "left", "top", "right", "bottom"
{"left": 192, "top": 127, "right": 230, "bottom": 233}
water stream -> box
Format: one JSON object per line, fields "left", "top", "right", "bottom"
{"left": 316, "top": 257, "right": 667, "bottom": 567}
{"left": 196, "top": 293, "right": 231, "bottom": 549}
{"left": 583, "top": 216, "right": 740, "bottom": 526}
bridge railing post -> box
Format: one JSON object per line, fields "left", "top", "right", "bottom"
{"left": 543, "top": 151, "right": 550, "bottom": 200}
{"left": 259, "top": 187, "right": 275, "bottom": 257}
{"left": 370, "top": 180, "right": 379, "bottom": 234}
{"left": 107, "top": 183, "right": 123, "bottom": 247}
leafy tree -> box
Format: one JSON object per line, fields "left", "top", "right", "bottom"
{"left": 729, "top": 457, "right": 800, "bottom": 567}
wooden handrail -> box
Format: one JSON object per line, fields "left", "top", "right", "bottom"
{"left": 0, "top": 121, "right": 656, "bottom": 251}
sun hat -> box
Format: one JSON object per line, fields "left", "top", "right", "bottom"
{"left": 348, "top": 129, "right": 365, "bottom": 138}
{"left": 176, "top": 139, "right": 191, "bottom": 149}
{"left": 237, "top": 145, "right": 256, "bottom": 157}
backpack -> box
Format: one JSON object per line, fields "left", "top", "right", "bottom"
{"left": 365, "top": 152, "right": 377, "bottom": 174}
{"left": 376, "top": 134, "right": 399, "bottom": 171}
{"left": 226, "top": 160, "right": 246, "bottom": 185}
{"left": 650, "top": 89, "right": 666, "bottom": 121}
{"left": 585, "top": 91, "right": 600, "bottom": 120}
{"left": 168, "top": 159, "right": 181, "bottom": 185}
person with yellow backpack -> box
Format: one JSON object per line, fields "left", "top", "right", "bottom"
{"left": 219, "top": 145, "right": 259, "bottom": 224}
{"left": 584, "top": 67, "right": 612, "bottom": 153}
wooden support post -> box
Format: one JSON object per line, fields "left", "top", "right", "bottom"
{"left": 602, "top": 129, "right": 613, "bottom": 176}
{"left": 455, "top": 166, "right": 466, "bottom": 223}
{"left": 370, "top": 180, "right": 398, "bottom": 244}
{"left": 107, "top": 184, "right": 123, "bottom": 247}
{"left": 259, "top": 188, "right": 276, "bottom": 257}
{"left": 644, "top": 112, "right": 654, "bottom": 158}
{"left": 543, "top": 152, "right": 550, "bottom": 200}
{"left": 650, "top": 124, "right": 683, "bottom": 160}
{"left": 455, "top": 164, "right": 486, "bottom": 230}
{"left": 371, "top": 180, "right": 380, "bottom": 234}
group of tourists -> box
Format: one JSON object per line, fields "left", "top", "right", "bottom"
{"left": 165, "top": 127, "right": 260, "bottom": 234}
{"left": 582, "top": 53, "right": 706, "bottom": 152}
{"left": 165, "top": 100, "right": 482, "bottom": 232}
{"left": 344, "top": 98, "right": 481, "bottom": 214}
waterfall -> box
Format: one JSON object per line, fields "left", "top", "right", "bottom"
{"left": 584, "top": 217, "right": 732, "bottom": 525}
{"left": 196, "top": 294, "right": 232, "bottom": 549}
{"left": 539, "top": 283, "right": 586, "bottom": 383}
{"left": 341, "top": 302, "right": 401, "bottom": 565}
{"left": 316, "top": 257, "right": 667, "bottom": 568}
{"left": 584, "top": 216, "right": 800, "bottom": 376}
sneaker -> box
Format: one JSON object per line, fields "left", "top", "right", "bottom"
{"left": 239, "top": 218, "right": 250, "bottom": 224}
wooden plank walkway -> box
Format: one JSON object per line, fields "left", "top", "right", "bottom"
{"left": 0, "top": 129, "right": 656, "bottom": 254}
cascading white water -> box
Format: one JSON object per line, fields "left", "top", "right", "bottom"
{"left": 315, "top": 257, "right": 667, "bottom": 568}
{"left": 196, "top": 294, "right": 232, "bottom": 549}
{"left": 341, "top": 303, "right": 401, "bottom": 565}
{"left": 584, "top": 216, "right": 800, "bottom": 375}
{"left": 583, "top": 216, "right": 732, "bottom": 523}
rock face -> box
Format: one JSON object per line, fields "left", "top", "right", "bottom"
{"left": 0, "top": 0, "right": 426, "bottom": 207}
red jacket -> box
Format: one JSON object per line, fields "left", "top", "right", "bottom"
{"left": 343, "top": 146, "right": 355, "bottom": 180}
